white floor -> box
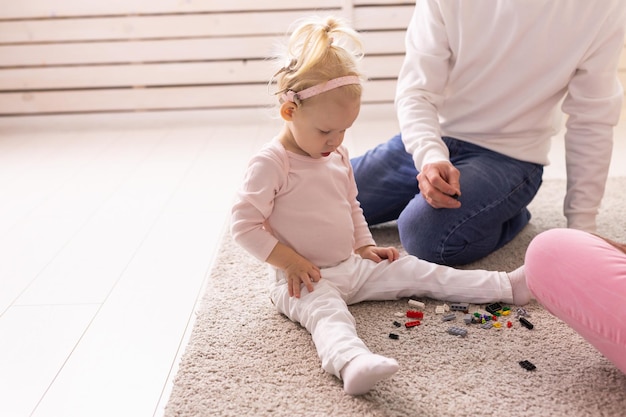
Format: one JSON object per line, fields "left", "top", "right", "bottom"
{"left": 1, "top": 104, "right": 625, "bottom": 417}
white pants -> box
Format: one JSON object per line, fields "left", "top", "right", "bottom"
{"left": 269, "top": 254, "right": 512, "bottom": 378}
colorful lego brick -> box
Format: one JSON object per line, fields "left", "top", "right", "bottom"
{"left": 481, "top": 322, "right": 493, "bottom": 329}
{"left": 519, "top": 317, "right": 534, "bottom": 330}
{"left": 405, "top": 320, "right": 421, "bottom": 328}
{"left": 449, "top": 302, "right": 469, "bottom": 312}
{"left": 447, "top": 326, "right": 468, "bottom": 337}
{"left": 441, "top": 313, "right": 456, "bottom": 322}
{"left": 519, "top": 360, "right": 536, "bottom": 371}
{"left": 485, "top": 302, "right": 503, "bottom": 315}
{"left": 408, "top": 299, "right": 425, "bottom": 309}
{"left": 493, "top": 322, "right": 502, "bottom": 328}
{"left": 435, "top": 304, "right": 450, "bottom": 314}
{"left": 463, "top": 314, "right": 473, "bottom": 324}
{"left": 389, "top": 333, "right": 399, "bottom": 340}
{"left": 507, "top": 321, "right": 513, "bottom": 328}
{"left": 406, "top": 310, "right": 424, "bottom": 319}
{"left": 392, "top": 321, "right": 402, "bottom": 327}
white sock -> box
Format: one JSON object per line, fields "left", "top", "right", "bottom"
{"left": 340, "top": 353, "right": 399, "bottom": 395}
{"left": 507, "top": 265, "right": 532, "bottom": 305}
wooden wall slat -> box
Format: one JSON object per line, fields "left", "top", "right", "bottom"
{"left": 0, "top": 37, "right": 276, "bottom": 67}
{"left": 0, "top": 0, "right": 343, "bottom": 20}
{"left": 0, "top": 8, "right": 409, "bottom": 45}
{"left": 0, "top": 61, "right": 273, "bottom": 91}
{"left": 0, "top": 11, "right": 337, "bottom": 44}
{"left": 353, "top": 5, "right": 413, "bottom": 30}
{"left": 354, "top": 0, "right": 414, "bottom": 5}
{"left": 0, "top": 31, "right": 405, "bottom": 68}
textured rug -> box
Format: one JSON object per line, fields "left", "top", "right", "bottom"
{"left": 164, "top": 178, "right": 626, "bottom": 417}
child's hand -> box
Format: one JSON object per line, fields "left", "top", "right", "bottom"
{"left": 283, "top": 258, "right": 321, "bottom": 299}
{"left": 266, "top": 242, "right": 322, "bottom": 298}
{"left": 355, "top": 245, "right": 400, "bottom": 263}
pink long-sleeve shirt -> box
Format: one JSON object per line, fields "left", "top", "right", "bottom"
{"left": 231, "top": 140, "right": 375, "bottom": 268}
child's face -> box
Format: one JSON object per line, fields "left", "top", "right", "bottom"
{"left": 281, "top": 88, "right": 360, "bottom": 159}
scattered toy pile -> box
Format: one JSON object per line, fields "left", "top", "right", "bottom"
{"left": 388, "top": 299, "right": 537, "bottom": 371}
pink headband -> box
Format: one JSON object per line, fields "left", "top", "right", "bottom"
{"left": 281, "top": 75, "right": 361, "bottom": 104}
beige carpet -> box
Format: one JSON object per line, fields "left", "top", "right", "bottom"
{"left": 164, "top": 178, "right": 626, "bottom": 417}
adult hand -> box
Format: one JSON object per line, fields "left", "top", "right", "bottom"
{"left": 417, "top": 161, "right": 462, "bottom": 209}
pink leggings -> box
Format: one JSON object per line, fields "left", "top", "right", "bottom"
{"left": 525, "top": 228, "right": 626, "bottom": 374}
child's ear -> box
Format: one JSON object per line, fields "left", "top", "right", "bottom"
{"left": 280, "top": 101, "right": 297, "bottom": 121}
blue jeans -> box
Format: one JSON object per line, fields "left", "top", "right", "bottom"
{"left": 351, "top": 134, "right": 543, "bottom": 266}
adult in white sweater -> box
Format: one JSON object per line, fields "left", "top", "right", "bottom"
{"left": 352, "top": 0, "right": 626, "bottom": 265}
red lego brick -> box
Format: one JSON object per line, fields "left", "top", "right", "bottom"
{"left": 406, "top": 310, "right": 424, "bottom": 319}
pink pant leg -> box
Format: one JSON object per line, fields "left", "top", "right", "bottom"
{"left": 525, "top": 228, "right": 626, "bottom": 374}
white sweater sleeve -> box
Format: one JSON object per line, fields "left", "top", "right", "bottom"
{"left": 395, "top": 0, "right": 450, "bottom": 171}
{"left": 561, "top": 10, "right": 625, "bottom": 232}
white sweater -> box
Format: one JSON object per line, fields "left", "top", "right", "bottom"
{"left": 396, "top": 0, "right": 626, "bottom": 231}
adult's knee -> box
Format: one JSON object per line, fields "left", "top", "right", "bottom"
{"left": 397, "top": 211, "right": 448, "bottom": 264}
{"left": 398, "top": 209, "right": 499, "bottom": 266}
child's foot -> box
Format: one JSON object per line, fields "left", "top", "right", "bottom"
{"left": 508, "top": 265, "right": 532, "bottom": 305}
{"left": 340, "top": 353, "right": 399, "bottom": 395}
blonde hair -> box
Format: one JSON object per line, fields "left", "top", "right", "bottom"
{"left": 271, "top": 16, "right": 364, "bottom": 104}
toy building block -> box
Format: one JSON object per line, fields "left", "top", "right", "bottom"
{"left": 435, "top": 304, "right": 450, "bottom": 314}
{"left": 405, "top": 320, "right": 421, "bottom": 328}
{"left": 406, "top": 310, "right": 424, "bottom": 319}
{"left": 481, "top": 322, "right": 493, "bottom": 329}
{"left": 392, "top": 321, "right": 402, "bottom": 327}
{"left": 394, "top": 312, "right": 405, "bottom": 318}
{"left": 485, "top": 302, "right": 503, "bottom": 315}
{"left": 519, "top": 317, "right": 534, "bottom": 330}
{"left": 389, "top": 333, "right": 399, "bottom": 340}
{"left": 519, "top": 360, "right": 536, "bottom": 371}
{"left": 447, "top": 326, "right": 468, "bottom": 337}
{"left": 449, "top": 302, "right": 469, "bottom": 312}
{"left": 507, "top": 321, "right": 513, "bottom": 328}
{"left": 441, "top": 313, "right": 456, "bottom": 322}
{"left": 516, "top": 307, "right": 530, "bottom": 317}
{"left": 463, "top": 314, "right": 473, "bottom": 324}
{"left": 408, "top": 299, "right": 425, "bottom": 309}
